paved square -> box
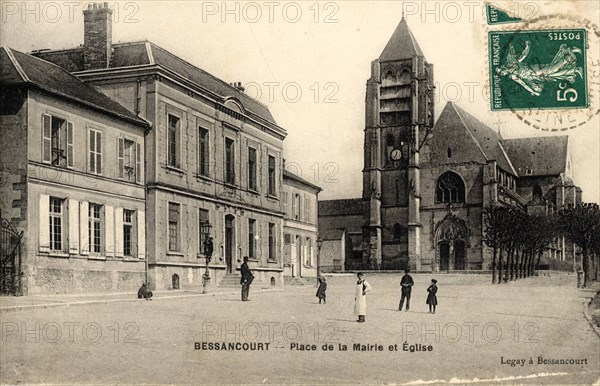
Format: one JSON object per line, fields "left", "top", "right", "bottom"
{"left": 1, "top": 273, "right": 598, "bottom": 384}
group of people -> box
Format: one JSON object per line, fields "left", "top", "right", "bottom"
{"left": 316, "top": 270, "right": 439, "bottom": 323}
{"left": 137, "top": 260, "right": 439, "bottom": 320}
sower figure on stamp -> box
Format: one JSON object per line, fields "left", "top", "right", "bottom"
{"left": 138, "top": 283, "right": 153, "bottom": 300}
{"left": 240, "top": 256, "right": 254, "bottom": 301}
{"left": 426, "top": 279, "right": 438, "bottom": 314}
{"left": 399, "top": 269, "right": 414, "bottom": 311}
{"left": 316, "top": 276, "right": 327, "bottom": 304}
{"left": 354, "top": 272, "right": 371, "bottom": 323}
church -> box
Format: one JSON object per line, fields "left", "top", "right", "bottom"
{"left": 318, "top": 17, "right": 581, "bottom": 272}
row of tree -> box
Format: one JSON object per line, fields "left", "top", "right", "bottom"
{"left": 483, "top": 203, "right": 600, "bottom": 287}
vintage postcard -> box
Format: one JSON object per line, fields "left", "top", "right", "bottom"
{"left": 1, "top": 1, "right": 599, "bottom": 385}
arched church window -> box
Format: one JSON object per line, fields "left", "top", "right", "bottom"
{"left": 399, "top": 69, "right": 411, "bottom": 85}
{"left": 435, "top": 172, "right": 465, "bottom": 203}
{"left": 533, "top": 185, "right": 542, "bottom": 197}
{"left": 447, "top": 147, "right": 452, "bottom": 158}
{"left": 383, "top": 70, "right": 395, "bottom": 86}
{"left": 393, "top": 223, "right": 402, "bottom": 240}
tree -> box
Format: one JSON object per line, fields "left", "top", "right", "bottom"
{"left": 558, "top": 203, "right": 600, "bottom": 288}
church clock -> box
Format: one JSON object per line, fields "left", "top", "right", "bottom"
{"left": 390, "top": 149, "right": 402, "bottom": 161}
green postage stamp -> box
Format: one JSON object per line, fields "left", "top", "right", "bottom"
{"left": 489, "top": 29, "right": 588, "bottom": 111}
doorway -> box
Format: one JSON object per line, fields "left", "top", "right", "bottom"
{"left": 455, "top": 240, "right": 465, "bottom": 270}
{"left": 225, "top": 215, "right": 234, "bottom": 274}
{"left": 439, "top": 241, "right": 450, "bottom": 272}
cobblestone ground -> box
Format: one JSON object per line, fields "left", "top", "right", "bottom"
{"left": 1, "top": 273, "right": 598, "bottom": 385}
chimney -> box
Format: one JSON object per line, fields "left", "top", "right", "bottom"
{"left": 230, "top": 82, "right": 245, "bottom": 93}
{"left": 83, "top": 2, "right": 113, "bottom": 70}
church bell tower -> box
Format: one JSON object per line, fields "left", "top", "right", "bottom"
{"left": 362, "top": 17, "right": 435, "bottom": 270}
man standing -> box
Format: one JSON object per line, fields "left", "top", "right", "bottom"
{"left": 240, "top": 256, "right": 254, "bottom": 301}
{"left": 399, "top": 269, "right": 414, "bottom": 311}
{"left": 354, "top": 272, "right": 371, "bottom": 323}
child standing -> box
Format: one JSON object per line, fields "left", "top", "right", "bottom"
{"left": 316, "top": 276, "right": 327, "bottom": 304}
{"left": 426, "top": 279, "right": 437, "bottom": 314}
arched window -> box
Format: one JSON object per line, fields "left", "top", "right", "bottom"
{"left": 172, "top": 274, "right": 180, "bottom": 290}
{"left": 533, "top": 185, "right": 542, "bottom": 197}
{"left": 435, "top": 172, "right": 465, "bottom": 203}
{"left": 447, "top": 147, "right": 452, "bottom": 158}
{"left": 393, "top": 223, "right": 402, "bottom": 240}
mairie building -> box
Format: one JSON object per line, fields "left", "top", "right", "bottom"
{"left": 319, "top": 17, "right": 582, "bottom": 272}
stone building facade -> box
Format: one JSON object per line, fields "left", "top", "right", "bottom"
{"left": 282, "top": 169, "right": 321, "bottom": 282}
{"left": 0, "top": 47, "right": 149, "bottom": 294}
{"left": 318, "top": 17, "right": 582, "bottom": 272}
{"left": 32, "top": 3, "right": 289, "bottom": 290}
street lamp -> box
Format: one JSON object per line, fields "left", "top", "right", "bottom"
{"left": 316, "top": 237, "right": 323, "bottom": 278}
{"left": 200, "top": 221, "right": 213, "bottom": 293}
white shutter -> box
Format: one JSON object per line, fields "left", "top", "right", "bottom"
{"left": 66, "top": 121, "right": 74, "bottom": 168}
{"left": 39, "top": 194, "right": 50, "bottom": 252}
{"left": 137, "top": 210, "right": 145, "bottom": 259}
{"left": 80, "top": 201, "right": 89, "bottom": 255}
{"left": 42, "top": 114, "right": 51, "bottom": 163}
{"left": 105, "top": 205, "right": 114, "bottom": 257}
{"left": 68, "top": 199, "right": 79, "bottom": 254}
{"left": 135, "top": 142, "right": 142, "bottom": 183}
{"left": 115, "top": 207, "right": 124, "bottom": 257}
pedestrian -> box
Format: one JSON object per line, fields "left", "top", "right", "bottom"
{"left": 316, "top": 276, "right": 327, "bottom": 304}
{"left": 240, "top": 256, "right": 254, "bottom": 301}
{"left": 398, "top": 269, "right": 414, "bottom": 311}
{"left": 354, "top": 272, "right": 371, "bottom": 323}
{"left": 137, "top": 283, "right": 153, "bottom": 300}
{"left": 426, "top": 279, "right": 438, "bottom": 314}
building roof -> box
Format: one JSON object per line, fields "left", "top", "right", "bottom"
{"left": 319, "top": 198, "right": 363, "bottom": 216}
{"left": 1, "top": 47, "right": 148, "bottom": 127}
{"left": 33, "top": 41, "right": 277, "bottom": 126}
{"left": 319, "top": 228, "right": 346, "bottom": 241}
{"left": 379, "top": 18, "right": 425, "bottom": 62}
{"left": 438, "top": 102, "right": 517, "bottom": 175}
{"left": 503, "top": 136, "right": 569, "bottom": 177}
{"left": 283, "top": 169, "right": 322, "bottom": 192}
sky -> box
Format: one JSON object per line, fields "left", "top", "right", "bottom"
{"left": 1, "top": 0, "right": 599, "bottom": 203}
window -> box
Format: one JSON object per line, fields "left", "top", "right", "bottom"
{"left": 225, "top": 138, "right": 235, "bottom": 184}
{"left": 42, "top": 114, "right": 73, "bottom": 168}
{"left": 248, "top": 147, "right": 257, "bottom": 191}
{"left": 306, "top": 238, "right": 313, "bottom": 266}
{"left": 393, "top": 223, "right": 402, "bottom": 240}
{"left": 168, "top": 202, "right": 180, "bottom": 251}
{"left": 49, "top": 197, "right": 64, "bottom": 252}
{"left": 248, "top": 219, "right": 256, "bottom": 259}
{"left": 199, "top": 208, "right": 209, "bottom": 253}
{"left": 447, "top": 147, "right": 452, "bottom": 158}
{"left": 294, "top": 194, "right": 300, "bottom": 220}
{"left": 89, "top": 129, "right": 102, "bottom": 175}
{"left": 268, "top": 223, "right": 275, "bottom": 261}
{"left": 89, "top": 203, "right": 102, "bottom": 254}
{"left": 168, "top": 114, "right": 180, "bottom": 168}
{"left": 198, "top": 128, "right": 209, "bottom": 176}
{"left": 118, "top": 138, "right": 140, "bottom": 182}
{"left": 268, "top": 155, "right": 276, "bottom": 195}
{"left": 435, "top": 172, "right": 465, "bottom": 203}
{"left": 123, "top": 210, "right": 135, "bottom": 256}
{"left": 304, "top": 196, "right": 310, "bottom": 223}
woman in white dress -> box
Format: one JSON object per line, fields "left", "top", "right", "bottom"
{"left": 354, "top": 272, "right": 371, "bottom": 323}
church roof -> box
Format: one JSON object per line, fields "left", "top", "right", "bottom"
{"left": 319, "top": 228, "right": 346, "bottom": 241}
{"left": 319, "top": 198, "right": 363, "bottom": 216}
{"left": 379, "top": 18, "right": 425, "bottom": 62}
{"left": 1, "top": 47, "right": 148, "bottom": 127}
{"left": 438, "top": 103, "right": 517, "bottom": 175}
{"left": 502, "top": 136, "right": 569, "bottom": 177}
{"left": 33, "top": 41, "right": 277, "bottom": 126}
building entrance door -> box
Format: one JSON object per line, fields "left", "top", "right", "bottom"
{"left": 439, "top": 242, "right": 450, "bottom": 272}
{"left": 454, "top": 240, "right": 465, "bottom": 270}
{"left": 295, "top": 236, "right": 301, "bottom": 277}
{"left": 225, "top": 215, "right": 234, "bottom": 274}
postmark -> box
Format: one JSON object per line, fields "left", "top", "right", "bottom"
{"left": 489, "top": 28, "right": 588, "bottom": 111}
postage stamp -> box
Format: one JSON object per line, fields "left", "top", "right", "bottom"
{"left": 489, "top": 28, "right": 588, "bottom": 111}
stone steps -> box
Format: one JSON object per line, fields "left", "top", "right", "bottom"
{"left": 218, "top": 274, "right": 242, "bottom": 289}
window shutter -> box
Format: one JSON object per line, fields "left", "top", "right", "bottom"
{"left": 39, "top": 194, "right": 50, "bottom": 252}
{"left": 66, "top": 121, "right": 74, "bottom": 168}
{"left": 117, "top": 137, "right": 124, "bottom": 179}
{"left": 68, "top": 199, "right": 79, "bottom": 254}
{"left": 105, "top": 205, "right": 114, "bottom": 256}
{"left": 135, "top": 142, "right": 141, "bottom": 183}
{"left": 115, "top": 207, "right": 124, "bottom": 257}
{"left": 79, "top": 201, "right": 89, "bottom": 255}
{"left": 42, "top": 114, "right": 51, "bottom": 163}
{"left": 137, "top": 210, "right": 145, "bottom": 259}
{"left": 96, "top": 131, "right": 102, "bottom": 174}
